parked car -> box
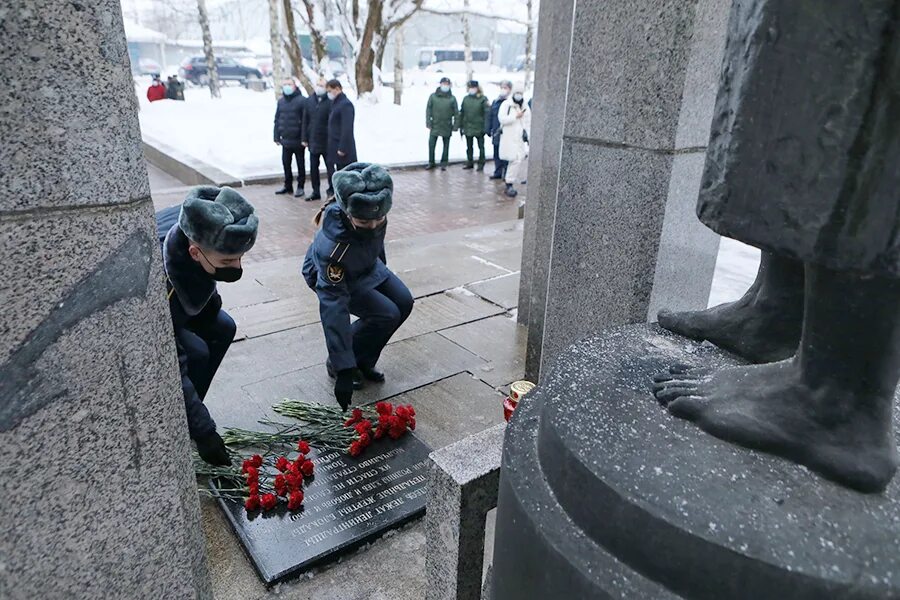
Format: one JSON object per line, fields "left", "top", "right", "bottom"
{"left": 178, "top": 56, "right": 263, "bottom": 86}
{"left": 137, "top": 57, "right": 162, "bottom": 76}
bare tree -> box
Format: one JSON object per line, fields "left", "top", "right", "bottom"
{"left": 461, "top": 0, "right": 473, "bottom": 83}
{"left": 282, "top": 0, "right": 316, "bottom": 94}
{"left": 393, "top": 25, "right": 404, "bottom": 105}
{"left": 267, "top": 0, "right": 288, "bottom": 98}
{"left": 196, "top": 0, "right": 221, "bottom": 98}
{"left": 523, "top": 0, "right": 535, "bottom": 92}
{"left": 333, "top": 0, "right": 423, "bottom": 98}
{"left": 298, "top": 0, "right": 329, "bottom": 72}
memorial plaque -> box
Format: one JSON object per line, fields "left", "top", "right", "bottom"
{"left": 211, "top": 433, "right": 432, "bottom": 585}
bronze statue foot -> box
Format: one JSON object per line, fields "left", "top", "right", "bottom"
{"left": 652, "top": 361, "right": 898, "bottom": 493}
{"left": 657, "top": 252, "right": 804, "bottom": 363}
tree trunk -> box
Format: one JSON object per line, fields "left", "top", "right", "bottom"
{"left": 196, "top": 0, "right": 221, "bottom": 98}
{"left": 393, "top": 26, "right": 404, "bottom": 106}
{"left": 462, "top": 0, "right": 473, "bottom": 83}
{"left": 300, "top": 0, "right": 328, "bottom": 69}
{"left": 524, "top": 0, "right": 534, "bottom": 93}
{"left": 354, "top": 0, "right": 383, "bottom": 97}
{"left": 267, "top": 0, "right": 286, "bottom": 99}
{"left": 282, "top": 0, "right": 315, "bottom": 94}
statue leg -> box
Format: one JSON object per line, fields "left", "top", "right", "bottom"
{"left": 652, "top": 263, "right": 900, "bottom": 493}
{"left": 658, "top": 251, "right": 804, "bottom": 363}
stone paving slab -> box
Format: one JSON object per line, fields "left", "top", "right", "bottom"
{"left": 390, "top": 373, "right": 507, "bottom": 452}
{"left": 439, "top": 315, "right": 528, "bottom": 389}
{"left": 393, "top": 288, "right": 506, "bottom": 343}
{"left": 229, "top": 296, "right": 321, "bottom": 340}
{"left": 466, "top": 273, "right": 522, "bottom": 310}
{"left": 395, "top": 257, "right": 510, "bottom": 299}
{"left": 220, "top": 277, "right": 279, "bottom": 311}
{"left": 239, "top": 333, "right": 486, "bottom": 428}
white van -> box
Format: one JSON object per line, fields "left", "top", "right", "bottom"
{"left": 417, "top": 47, "right": 492, "bottom": 72}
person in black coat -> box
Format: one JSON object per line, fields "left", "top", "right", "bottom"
{"left": 325, "top": 79, "right": 357, "bottom": 200}
{"left": 274, "top": 78, "right": 307, "bottom": 198}
{"left": 303, "top": 76, "right": 333, "bottom": 201}
{"left": 487, "top": 80, "right": 512, "bottom": 180}
{"left": 156, "top": 186, "right": 258, "bottom": 465}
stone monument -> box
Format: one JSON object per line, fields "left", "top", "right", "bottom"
{"left": 491, "top": 1, "right": 900, "bottom": 598}
{"left": 653, "top": 0, "right": 900, "bottom": 494}
{"left": 0, "top": 1, "right": 211, "bottom": 597}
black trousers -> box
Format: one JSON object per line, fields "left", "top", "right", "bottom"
{"left": 328, "top": 155, "right": 354, "bottom": 194}
{"left": 492, "top": 140, "right": 508, "bottom": 178}
{"left": 310, "top": 150, "right": 334, "bottom": 195}
{"left": 177, "top": 309, "right": 236, "bottom": 400}
{"left": 282, "top": 145, "right": 306, "bottom": 190}
{"left": 348, "top": 272, "right": 414, "bottom": 369}
{"left": 466, "top": 135, "right": 486, "bottom": 166}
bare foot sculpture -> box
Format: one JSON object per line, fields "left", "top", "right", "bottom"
{"left": 654, "top": 1, "right": 900, "bottom": 492}
{"left": 658, "top": 252, "right": 804, "bottom": 363}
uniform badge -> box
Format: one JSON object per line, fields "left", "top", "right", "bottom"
{"left": 326, "top": 263, "right": 345, "bottom": 283}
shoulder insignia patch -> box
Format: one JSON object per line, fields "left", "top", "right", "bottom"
{"left": 326, "top": 262, "right": 345, "bottom": 284}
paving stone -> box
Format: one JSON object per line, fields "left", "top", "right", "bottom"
{"left": 390, "top": 373, "right": 506, "bottom": 452}
{"left": 466, "top": 273, "right": 521, "bottom": 310}
{"left": 219, "top": 277, "right": 279, "bottom": 311}
{"left": 242, "top": 333, "right": 486, "bottom": 417}
{"left": 229, "top": 296, "right": 321, "bottom": 339}
{"left": 394, "top": 288, "right": 505, "bottom": 342}
{"left": 395, "top": 257, "right": 509, "bottom": 298}
{"left": 439, "top": 315, "right": 528, "bottom": 389}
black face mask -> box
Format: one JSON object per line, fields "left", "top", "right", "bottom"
{"left": 199, "top": 248, "right": 243, "bottom": 282}
{"left": 211, "top": 267, "right": 243, "bottom": 282}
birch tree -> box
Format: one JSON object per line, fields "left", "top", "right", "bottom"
{"left": 461, "top": 0, "right": 473, "bottom": 83}
{"left": 523, "top": 0, "right": 535, "bottom": 92}
{"left": 393, "top": 25, "right": 404, "bottom": 105}
{"left": 196, "top": 0, "right": 221, "bottom": 98}
{"left": 267, "top": 0, "right": 287, "bottom": 98}
{"left": 297, "top": 0, "right": 330, "bottom": 73}
{"left": 282, "top": 0, "right": 316, "bottom": 94}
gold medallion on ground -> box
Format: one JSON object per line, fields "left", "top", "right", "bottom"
{"left": 326, "top": 263, "right": 345, "bottom": 283}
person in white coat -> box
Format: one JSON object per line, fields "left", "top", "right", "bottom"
{"left": 497, "top": 85, "right": 531, "bottom": 198}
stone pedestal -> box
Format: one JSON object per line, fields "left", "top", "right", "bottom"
{"left": 0, "top": 2, "right": 211, "bottom": 598}
{"left": 491, "top": 325, "right": 900, "bottom": 599}
{"left": 518, "top": 0, "right": 728, "bottom": 381}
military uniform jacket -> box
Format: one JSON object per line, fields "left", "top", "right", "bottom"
{"left": 156, "top": 205, "right": 219, "bottom": 439}
{"left": 302, "top": 203, "right": 390, "bottom": 371}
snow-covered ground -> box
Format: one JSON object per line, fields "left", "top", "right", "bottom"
{"left": 709, "top": 238, "right": 759, "bottom": 307}
{"left": 136, "top": 70, "right": 527, "bottom": 178}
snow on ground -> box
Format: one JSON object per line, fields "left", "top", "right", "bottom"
{"left": 136, "top": 70, "right": 526, "bottom": 179}
{"left": 708, "top": 238, "right": 759, "bottom": 307}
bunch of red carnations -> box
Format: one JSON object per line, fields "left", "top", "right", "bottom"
{"left": 342, "top": 402, "right": 416, "bottom": 457}
{"left": 241, "top": 438, "right": 315, "bottom": 513}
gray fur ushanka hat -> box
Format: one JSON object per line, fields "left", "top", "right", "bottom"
{"left": 179, "top": 186, "right": 259, "bottom": 254}
{"left": 332, "top": 163, "right": 393, "bottom": 220}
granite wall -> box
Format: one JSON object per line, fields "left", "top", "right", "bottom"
{"left": 0, "top": 2, "right": 212, "bottom": 597}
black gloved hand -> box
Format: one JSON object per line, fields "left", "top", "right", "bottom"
{"left": 334, "top": 369, "right": 355, "bottom": 411}
{"left": 196, "top": 431, "right": 231, "bottom": 466}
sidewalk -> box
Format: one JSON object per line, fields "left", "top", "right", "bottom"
{"left": 151, "top": 164, "right": 528, "bottom": 599}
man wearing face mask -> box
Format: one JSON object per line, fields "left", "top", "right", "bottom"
{"left": 487, "top": 81, "right": 512, "bottom": 180}
{"left": 274, "top": 78, "right": 307, "bottom": 198}
{"left": 325, "top": 80, "right": 357, "bottom": 200}
{"left": 425, "top": 76, "right": 458, "bottom": 171}
{"left": 303, "top": 76, "right": 333, "bottom": 201}
{"left": 458, "top": 80, "right": 489, "bottom": 171}
{"left": 155, "top": 187, "right": 259, "bottom": 465}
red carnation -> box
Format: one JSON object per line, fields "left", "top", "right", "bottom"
{"left": 396, "top": 406, "right": 409, "bottom": 419}
{"left": 376, "top": 401, "right": 393, "bottom": 415}
{"left": 349, "top": 441, "right": 362, "bottom": 456}
{"left": 354, "top": 422, "right": 369, "bottom": 435}
{"left": 300, "top": 460, "right": 315, "bottom": 477}
{"left": 244, "top": 466, "right": 259, "bottom": 482}
{"left": 359, "top": 432, "right": 371, "bottom": 447}
{"left": 260, "top": 493, "right": 278, "bottom": 512}
{"left": 297, "top": 440, "right": 311, "bottom": 454}
{"left": 285, "top": 473, "right": 302, "bottom": 491}
{"left": 378, "top": 414, "right": 391, "bottom": 427}
{"left": 245, "top": 495, "right": 260, "bottom": 511}
{"left": 248, "top": 482, "right": 259, "bottom": 496}
{"left": 241, "top": 459, "right": 253, "bottom": 473}
{"left": 274, "top": 474, "right": 286, "bottom": 489}
{"left": 287, "top": 490, "right": 304, "bottom": 511}
{"left": 352, "top": 408, "right": 363, "bottom": 420}
{"left": 250, "top": 454, "right": 263, "bottom": 468}
{"left": 374, "top": 426, "right": 386, "bottom": 440}
{"left": 275, "top": 457, "right": 290, "bottom": 472}
{"left": 406, "top": 404, "right": 416, "bottom": 417}
{"left": 408, "top": 416, "right": 416, "bottom": 430}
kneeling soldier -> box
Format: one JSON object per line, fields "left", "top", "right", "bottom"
{"left": 302, "top": 163, "right": 414, "bottom": 410}
{"left": 156, "top": 187, "right": 258, "bottom": 465}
